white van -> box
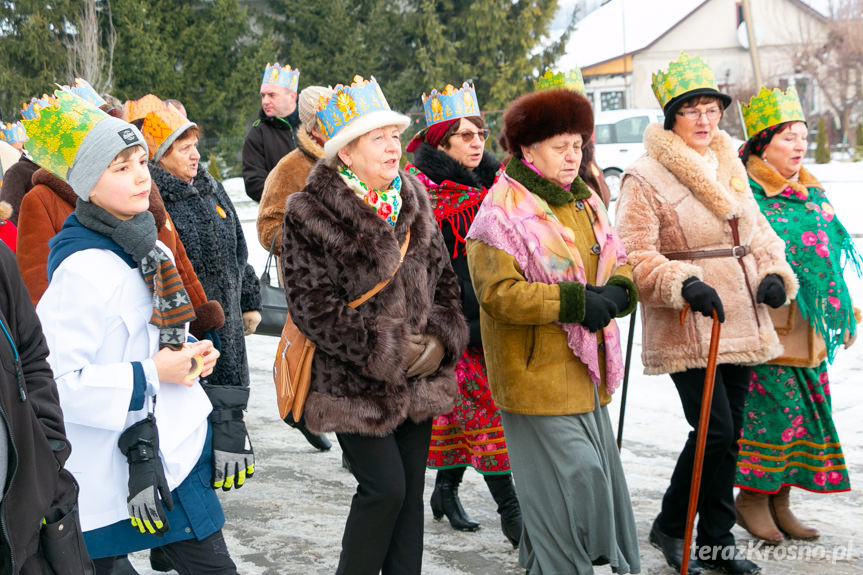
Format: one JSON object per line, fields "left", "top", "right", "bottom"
{"left": 593, "top": 109, "right": 664, "bottom": 200}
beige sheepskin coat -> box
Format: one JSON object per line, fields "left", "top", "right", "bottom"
{"left": 615, "top": 124, "right": 798, "bottom": 375}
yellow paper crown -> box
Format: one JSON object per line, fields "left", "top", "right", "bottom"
{"left": 421, "top": 82, "right": 480, "bottom": 127}
{"left": 535, "top": 68, "right": 585, "bottom": 94}
{"left": 122, "top": 94, "right": 165, "bottom": 122}
{"left": 21, "top": 89, "right": 108, "bottom": 180}
{"left": 741, "top": 86, "right": 806, "bottom": 140}
{"left": 139, "top": 97, "right": 196, "bottom": 161}
{"left": 651, "top": 52, "right": 719, "bottom": 110}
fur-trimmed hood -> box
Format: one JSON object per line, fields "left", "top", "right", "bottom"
{"left": 280, "top": 160, "right": 467, "bottom": 435}
{"left": 745, "top": 155, "right": 823, "bottom": 198}
{"left": 410, "top": 142, "right": 498, "bottom": 190}
{"left": 642, "top": 123, "right": 749, "bottom": 220}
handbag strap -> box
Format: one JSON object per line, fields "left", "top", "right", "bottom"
{"left": 262, "top": 227, "right": 281, "bottom": 287}
{"left": 348, "top": 230, "right": 411, "bottom": 309}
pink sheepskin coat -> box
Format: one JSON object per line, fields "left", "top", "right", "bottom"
{"left": 615, "top": 124, "right": 798, "bottom": 375}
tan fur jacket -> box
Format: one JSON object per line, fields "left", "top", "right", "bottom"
{"left": 615, "top": 124, "right": 798, "bottom": 375}
{"left": 257, "top": 129, "right": 324, "bottom": 255}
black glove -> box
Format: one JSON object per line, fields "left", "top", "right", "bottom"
{"left": 202, "top": 384, "right": 254, "bottom": 491}
{"left": 582, "top": 289, "right": 615, "bottom": 332}
{"left": 681, "top": 277, "right": 725, "bottom": 323}
{"left": 756, "top": 273, "right": 786, "bottom": 308}
{"left": 117, "top": 414, "right": 173, "bottom": 537}
{"left": 586, "top": 283, "right": 630, "bottom": 316}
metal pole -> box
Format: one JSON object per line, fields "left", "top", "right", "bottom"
{"left": 741, "top": 0, "right": 764, "bottom": 87}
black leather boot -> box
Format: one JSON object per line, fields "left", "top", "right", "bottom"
{"left": 284, "top": 414, "right": 331, "bottom": 451}
{"left": 485, "top": 473, "right": 522, "bottom": 548}
{"left": 430, "top": 468, "right": 480, "bottom": 531}
{"left": 648, "top": 516, "right": 705, "bottom": 575}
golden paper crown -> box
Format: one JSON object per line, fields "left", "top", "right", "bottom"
{"left": 122, "top": 94, "right": 165, "bottom": 122}
{"left": 741, "top": 86, "right": 806, "bottom": 140}
{"left": 421, "top": 82, "right": 480, "bottom": 127}
{"left": 21, "top": 90, "right": 108, "bottom": 180}
{"left": 651, "top": 52, "right": 720, "bottom": 110}
{"left": 139, "top": 97, "right": 196, "bottom": 162}
{"left": 535, "top": 68, "right": 585, "bottom": 94}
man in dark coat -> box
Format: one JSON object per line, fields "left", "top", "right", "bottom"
{"left": 0, "top": 243, "right": 93, "bottom": 574}
{"left": 241, "top": 63, "right": 300, "bottom": 202}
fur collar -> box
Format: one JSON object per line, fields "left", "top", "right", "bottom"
{"left": 745, "top": 155, "right": 823, "bottom": 198}
{"left": 32, "top": 167, "right": 167, "bottom": 231}
{"left": 150, "top": 162, "right": 217, "bottom": 204}
{"left": 411, "top": 142, "right": 499, "bottom": 189}
{"left": 504, "top": 157, "right": 590, "bottom": 206}
{"left": 297, "top": 129, "right": 326, "bottom": 162}
{"left": 642, "top": 123, "right": 749, "bottom": 220}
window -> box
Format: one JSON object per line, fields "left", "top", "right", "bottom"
{"left": 600, "top": 90, "right": 625, "bottom": 111}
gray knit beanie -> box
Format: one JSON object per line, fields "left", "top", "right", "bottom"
{"left": 298, "top": 86, "right": 335, "bottom": 134}
{"left": 68, "top": 117, "right": 148, "bottom": 200}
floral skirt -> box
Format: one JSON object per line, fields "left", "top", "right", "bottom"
{"left": 427, "top": 347, "right": 511, "bottom": 474}
{"left": 735, "top": 362, "right": 850, "bottom": 493}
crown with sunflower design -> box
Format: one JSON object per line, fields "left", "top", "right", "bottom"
{"left": 741, "top": 86, "right": 805, "bottom": 140}
{"left": 137, "top": 96, "right": 196, "bottom": 162}
{"left": 421, "top": 82, "right": 480, "bottom": 127}
{"left": 58, "top": 78, "right": 107, "bottom": 108}
{"left": 535, "top": 68, "right": 585, "bottom": 94}
{"left": 0, "top": 122, "right": 28, "bottom": 144}
{"left": 261, "top": 62, "right": 299, "bottom": 92}
{"left": 651, "top": 52, "right": 721, "bottom": 110}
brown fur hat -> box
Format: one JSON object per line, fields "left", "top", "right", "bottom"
{"left": 499, "top": 89, "right": 594, "bottom": 158}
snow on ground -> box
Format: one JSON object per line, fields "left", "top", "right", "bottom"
{"left": 130, "top": 168, "right": 863, "bottom": 573}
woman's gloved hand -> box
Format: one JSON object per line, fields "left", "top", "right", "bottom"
{"left": 400, "top": 333, "right": 426, "bottom": 372}
{"left": 756, "top": 273, "right": 786, "bottom": 308}
{"left": 681, "top": 277, "right": 725, "bottom": 322}
{"left": 202, "top": 384, "right": 254, "bottom": 491}
{"left": 117, "top": 414, "right": 173, "bottom": 537}
{"left": 406, "top": 334, "right": 445, "bottom": 379}
{"left": 586, "top": 284, "right": 630, "bottom": 316}
{"left": 242, "top": 310, "right": 262, "bottom": 335}
{"left": 581, "top": 289, "right": 615, "bottom": 332}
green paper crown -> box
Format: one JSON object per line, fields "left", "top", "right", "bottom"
{"left": 651, "top": 52, "right": 719, "bottom": 110}
{"left": 21, "top": 89, "right": 108, "bottom": 181}
{"left": 535, "top": 68, "right": 585, "bottom": 94}
{"left": 741, "top": 86, "right": 805, "bottom": 139}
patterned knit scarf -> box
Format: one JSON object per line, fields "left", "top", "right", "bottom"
{"left": 338, "top": 167, "right": 402, "bottom": 226}
{"left": 747, "top": 157, "right": 861, "bottom": 362}
{"left": 75, "top": 199, "right": 196, "bottom": 350}
{"left": 467, "top": 163, "right": 629, "bottom": 393}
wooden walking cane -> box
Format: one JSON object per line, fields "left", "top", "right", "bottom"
{"left": 616, "top": 306, "right": 637, "bottom": 451}
{"left": 680, "top": 306, "right": 722, "bottom": 575}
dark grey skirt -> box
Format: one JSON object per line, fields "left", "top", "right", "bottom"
{"left": 501, "top": 395, "right": 640, "bottom": 574}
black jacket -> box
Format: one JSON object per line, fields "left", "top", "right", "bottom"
{"left": 0, "top": 156, "right": 40, "bottom": 225}
{"left": 410, "top": 143, "right": 499, "bottom": 347}
{"left": 0, "top": 243, "right": 74, "bottom": 573}
{"left": 150, "top": 163, "right": 260, "bottom": 392}
{"left": 241, "top": 108, "right": 299, "bottom": 202}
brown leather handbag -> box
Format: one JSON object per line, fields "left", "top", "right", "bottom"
{"left": 273, "top": 231, "right": 411, "bottom": 422}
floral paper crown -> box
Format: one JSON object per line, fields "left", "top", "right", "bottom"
{"left": 651, "top": 52, "right": 720, "bottom": 110}
{"left": 315, "top": 76, "right": 390, "bottom": 140}
{"left": 741, "top": 86, "right": 805, "bottom": 140}
{"left": 535, "top": 68, "right": 585, "bottom": 94}
{"left": 421, "top": 82, "right": 480, "bottom": 127}
{"left": 58, "top": 78, "right": 106, "bottom": 108}
{"left": 0, "top": 122, "right": 28, "bottom": 144}
{"left": 20, "top": 89, "right": 109, "bottom": 180}
{"left": 20, "top": 96, "right": 52, "bottom": 120}
{"left": 261, "top": 62, "right": 299, "bottom": 92}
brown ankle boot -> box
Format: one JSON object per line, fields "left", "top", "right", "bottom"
{"left": 770, "top": 486, "right": 820, "bottom": 540}
{"left": 735, "top": 489, "right": 784, "bottom": 544}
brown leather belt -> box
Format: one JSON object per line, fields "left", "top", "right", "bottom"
{"left": 665, "top": 245, "right": 750, "bottom": 260}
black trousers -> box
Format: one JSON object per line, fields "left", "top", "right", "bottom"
{"left": 92, "top": 530, "right": 236, "bottom": 575}
{"left": 657, "top": 364, "right": 751, "bottom": 548}
{"left": 336, "top": 418, "right": 433, "bottom": 575}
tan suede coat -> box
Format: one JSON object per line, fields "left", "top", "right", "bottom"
{"left": 615, "top": 125, "right": 797, "bottom": 375}
{"left": 257, "top": 130, "right": 324, "bottom": 255}
{"left": 466, "top": 164, "right": 633, "bottom": 416}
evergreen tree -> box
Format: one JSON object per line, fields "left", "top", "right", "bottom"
{"left": 854, "top": 124, "right": 863, "bottom": 162}
{"left": 815, "top": 117, "right": 831, "bottom": 164}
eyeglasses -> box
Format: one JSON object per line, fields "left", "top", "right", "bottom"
{"left": 453, "top": 129, "right": 490, "bottom": 143}
{"left": 677, "top": 107, "right": 722, "bottom": 121}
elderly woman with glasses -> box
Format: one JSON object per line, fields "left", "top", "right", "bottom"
{"left": 614, "top": 53, "right": 796, "bottom": 575}
{"left": 405, "top": 83, "right": 522, "bottom": 548}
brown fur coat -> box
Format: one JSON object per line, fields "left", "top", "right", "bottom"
{"left": 257, "top": 129, "right": 324, "bottom": 255}
{"left": 616, "top": 124, "right": 798, "bottom": 374}
{"left": 279, "top": 160, "right": 467, "bottom": 435}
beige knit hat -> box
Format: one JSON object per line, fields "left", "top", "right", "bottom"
{"left": 298, "top": 86, "right": 335, "bottom": 134}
